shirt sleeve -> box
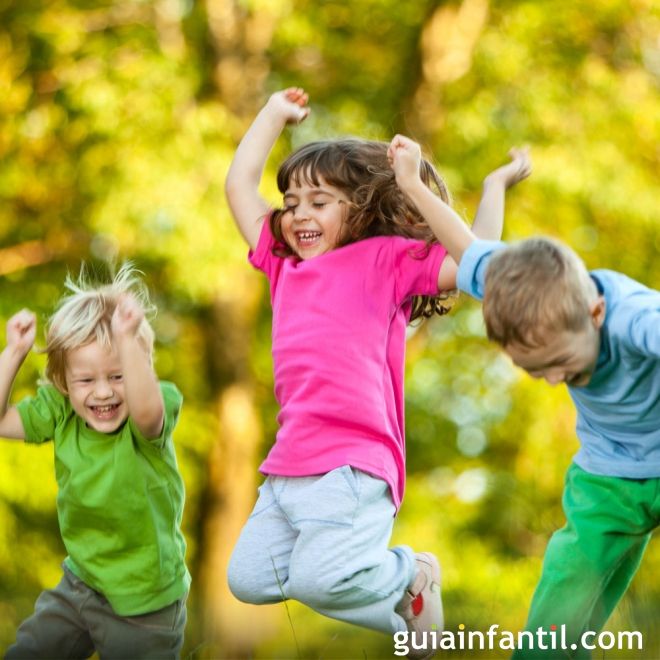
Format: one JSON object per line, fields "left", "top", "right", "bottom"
{"left": 622, "top": 307, "right": 660, "bottom": 359}
{"left": 248, "top": 212, "right": 285, "bottom": 280}
{"left": 456, "top": 240, "right": 506, "bottom": 301}
{"left": 391, "top": 238, "right": 447, "bottom": 304}
{"left": 128, "top": 381, "right": 183, "bottom": 450}
{"left": 16, "top": 385, "right": 68, "bottom": 444}
{"left": 601, "top": 272, "right": 660, "bottom": 359}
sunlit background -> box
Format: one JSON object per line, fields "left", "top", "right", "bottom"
{"left": 1, "top": 0, "right": 659, "bottom": 658}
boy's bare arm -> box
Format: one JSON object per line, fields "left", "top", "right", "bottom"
{"left": 225, "top": 87, "right": 310, "bottom": 251}
{"left": 471, "top": 147, "right": 531, "bottom": 241}
{"left": 111, "top": 294, "right": 164, "bottom": 440}
{"left": 0, "top": 310, "right": 33, "bottom": 440}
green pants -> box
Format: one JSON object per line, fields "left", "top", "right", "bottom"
{"left": 513, "top": 463, "right": 659, "bottom": 659}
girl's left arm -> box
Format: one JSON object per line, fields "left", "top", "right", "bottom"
{"left": 112, "top": 294, "right": 164, "bottom": 439}
{"left": 389, "top": 135, "right": 474, "bottom": 291}
{"left": 389, "top": 136, "right": 531, "bottom": 291}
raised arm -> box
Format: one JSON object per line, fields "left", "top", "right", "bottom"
{"left": 471, "top": 147, "right": 531, "bottom": 241}
{"left": 0, "top": 310, "right": 34, "bottom": 440}
{"left": 388, "top": 135, "right": 474, "bottom": 290}
{"left": 111, "top": 294, "right": 164, "bottom": 440}
{"left": 389, "top": 135, "right": 531, "bottom": 290}
{"left": 225, "top": 87, "right": 310, "bottom": 251}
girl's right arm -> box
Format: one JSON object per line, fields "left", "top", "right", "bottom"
{"left": 225, "top": 87, "right": 310, "bottom": 251}
{"left": 0, "top": 310, "right": 34, "bottom": 440}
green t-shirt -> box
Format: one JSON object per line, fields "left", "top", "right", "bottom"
{"left": 17, "top": 381, "right": 191, "bottom": 616}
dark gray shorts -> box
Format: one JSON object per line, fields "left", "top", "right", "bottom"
{"left": 5, "top": 565, "right": 187, "bottom": 660}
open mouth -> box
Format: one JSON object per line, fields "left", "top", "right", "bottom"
{"left": 89, "top": 403, "right": 120, "bottom": 419}
{"left": 296, "top": 231, "right": 322, "bottom": 246}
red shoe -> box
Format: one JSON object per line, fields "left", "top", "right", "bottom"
{"left": 396, "top": 552, "right": 443, "bottom": 658}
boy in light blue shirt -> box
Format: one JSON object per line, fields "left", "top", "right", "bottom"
{"left": 388, "top": 134, "right": 659, "bottom": 658}
{"left": 460, "top": 241, "right": 660, "bottom": 477}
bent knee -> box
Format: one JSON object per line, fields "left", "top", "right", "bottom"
{"left": 227, "top": 564, "right": 264, "bottom": 604}
{"left": 287, "top": 570, "right": 349, "bottom": 609}
{"left": 227, "top": 555, "right": 282, "bottom": 605}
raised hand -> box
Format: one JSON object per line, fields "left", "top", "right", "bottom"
{"left": 111, "top": 293, "right": 144, "bottom": 340}
{"left": 267, "top": 87, "right": 310, "bottom": 125}
{"left": 225, "top": 86, "right": 312, "bottom": 251}
{"left": 387, "top": 134, "right": 423, "bottom": 189}
{"left": 6, "top": 310, "right": 37, "bottom": 356}
{"left": 484, "top": 147, "right": 532, "bottom": 190}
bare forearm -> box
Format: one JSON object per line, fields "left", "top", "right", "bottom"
{"left": 225, "top": 88, "right": 310, "bottom": 249}
{"left": 116, "top": 339, "right": 163, "bottom": 438}
{"left": 227, "top": 110, "right": 285, "bottom": 188}
{"left": 0, "top": 347, "right": 27, "bottom": 439}
{"left": 402, "top": 179, "right": 475, "bottom": 263}
{"left": 472, "top": 146, "right": 531, "bottom": 240}
{"left": 224, "top": 103, "right": 288, "bottom": 247}
{"left": 472, "top": 178, "right": 506, "bottom": 241}
{"left": 0, "top": 348, "right": 25, "bottom": 412}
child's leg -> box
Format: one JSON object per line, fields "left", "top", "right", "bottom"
{"left": 513, "top": 464, "right": 656, "bottom": 659}
{"left": 87, "top": 593, "right": 187, "bottom": 660}
{"left": 227, "top": 477, "right": 298, "bottom": 604}
{"left": 584, "top": 541, "right": 648, "bottom": 637}
{"left": 5, "top": 567, "right": 94, "bottom": 660}
{"left": 279, "top": 466, "right": 417, "bottom": 634}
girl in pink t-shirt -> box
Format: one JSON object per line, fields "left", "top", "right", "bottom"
{"left": 225, "top": 87, "right": 530, "bottom": 651}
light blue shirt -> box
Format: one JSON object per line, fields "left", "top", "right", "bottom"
{"left": 457, "top": 240, "right": 660, "bottom": 479}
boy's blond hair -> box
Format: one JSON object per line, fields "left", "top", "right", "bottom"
{"left": 45, "top": 264, "right": 156, "bottom": 393}
{"left": 483, "top": 237, "right": 599, "bottom": 348}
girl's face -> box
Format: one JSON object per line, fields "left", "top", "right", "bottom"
{"left": 281, "top": 175, "right": 349, "bottom": 259}
{"left": 64, "top": 340, "right": 128, "bottom": 433}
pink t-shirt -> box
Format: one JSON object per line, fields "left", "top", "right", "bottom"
{"left": 249, "top": 219, "right": 447, "bottom": 509}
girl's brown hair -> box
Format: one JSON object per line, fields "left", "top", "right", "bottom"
{"left": 271, "top": 138, "right": 456, "bottom": 321}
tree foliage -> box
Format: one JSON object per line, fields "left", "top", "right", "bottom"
{"left": 1, "top": 0, "right": 658, "bottom": 657}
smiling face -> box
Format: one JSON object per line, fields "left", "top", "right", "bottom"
{"left": 504, "top": 297, "right": 606, "bottom": 387}
{"left": 64, "top": 340, "right": 128, "bottom": 433}
{"left": 280, "top": 175, "right": 349, "bottom": 259}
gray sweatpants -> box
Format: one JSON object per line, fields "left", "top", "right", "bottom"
{"left": 5, "top": 565, "right": 187, "bottom": 660}
{"left": 227, "top": 465, "right": 417, "bottom": 634}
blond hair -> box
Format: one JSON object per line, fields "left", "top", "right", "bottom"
{"left": 45, "top": 263, "right": 156, "bottom": 392}
{"left": 482, "top": 237, "right": 598, "bottom": 348}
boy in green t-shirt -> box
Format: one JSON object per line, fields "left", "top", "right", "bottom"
{"left": 0, "top": 265, "right": 190, "bottom": 659}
